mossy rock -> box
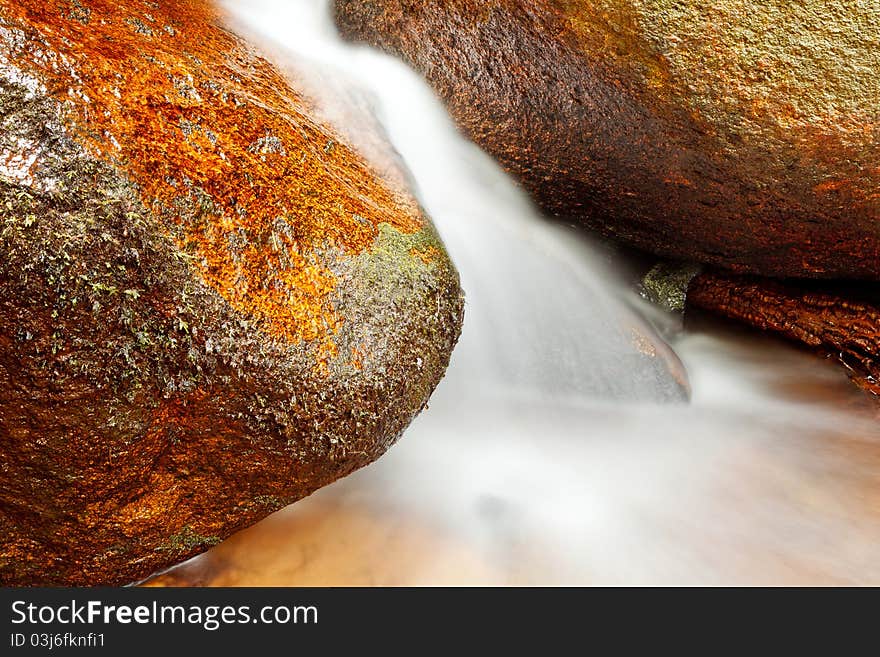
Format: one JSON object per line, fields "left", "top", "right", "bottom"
{"left": 0, "top": 0, "right": 462, "bottom": 585}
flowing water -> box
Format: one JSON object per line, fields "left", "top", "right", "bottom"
{"left": 150, "top": 0, "right": 880, "bottom": 585}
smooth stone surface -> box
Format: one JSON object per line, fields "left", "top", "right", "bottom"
{"left": 334, "top": 0, "right": 880, "bottom": 279}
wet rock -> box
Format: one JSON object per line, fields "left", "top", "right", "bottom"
{"left": 334, "top": 0, "right": 880, "bottom": 279}
{"left": 642, "top": 262, "right": 703, "bottom": 314}
{"left": 687, "top": 272, "right": 880, "bottom": 397}
{"left": 0, "top": 0, "right": 462, "bottom": 585}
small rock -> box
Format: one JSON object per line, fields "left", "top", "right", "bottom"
{"left": 687, "top": 271, "right": 880, "bottom": 398}
{"left": 642, "top": 262, "right": 703, "bottom": 314}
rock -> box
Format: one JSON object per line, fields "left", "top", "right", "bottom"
{"left": 687, "top": 272, "right": 880, "bottom": 397}
{"left": 642, "top": 262, "right": 703, "bottom": 314}
{"left": 334, "top": 0, "right": 880, "bottom": 279}
{"left": 0, "top": 0, "right": 463, "bottom": 586}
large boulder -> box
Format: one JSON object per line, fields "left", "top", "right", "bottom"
{"left": 0, "top": 0, "right": 462, "bottom": 585}
{"left": 334, "top": 0, "right": 880, "bottom": 279}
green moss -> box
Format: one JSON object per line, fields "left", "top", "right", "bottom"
{"left": 334, "top": 220, "right": 458, "bottom": 336}
{"left": 156, "top": 526, "right": 221, "bottom": 554}
{"left": 642, "top": 261, "right": 702, "bottom": 313}
{"left": 367, "top": 221, "right": 448, "bottom": 274}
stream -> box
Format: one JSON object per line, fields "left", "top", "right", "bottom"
{"left": 150, "top": 0, "right": 880, "bottom": 586}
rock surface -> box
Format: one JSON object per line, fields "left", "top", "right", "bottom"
{"left": 687, "top": 272, "right": 880, "bottom": 397}
{"left": 0, "top": 0, "right": 463, "bottom": 586}
{"left": 334, "top": 0, "right": 880, "bottom": 279}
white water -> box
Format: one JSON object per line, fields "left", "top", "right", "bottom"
{"left": 152, "top": 0, "right": 880, "bottom": 585}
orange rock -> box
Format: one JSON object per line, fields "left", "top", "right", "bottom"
{"left": 0, "top": 0, "right": 462, "bottom": 585}
{"left": 334, "top": 0, "right": 880, "bottom": 279}
{"left": 687, "top": 272, "right": 880, "bottom": 398}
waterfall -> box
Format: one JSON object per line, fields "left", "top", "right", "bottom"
{"left": 151, "top": 0, "right": 880, "bottom": 585}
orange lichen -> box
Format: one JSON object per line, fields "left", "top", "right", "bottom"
{"left": 410, "top": 244, "right": 441, "bottom": 265}
{"left": 1, "top": 0, "right": 423, "bottom": 347}
{"left": 663, "top": 173, "right": 693, "bottom": 187}
{"left": 111, "top": 473, "right": 184, "bottom": 535}
{"left": 813, "top": 179, "right": 850, "bottom": 195}
{"left": 349, "top": 345, "right": 366, "bottom": 371}
{"left": 313, "top": 339, "right": 339, "bottom": 377}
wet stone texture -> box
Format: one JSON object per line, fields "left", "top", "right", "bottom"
{"left": 335, "top": 0, "right": 880, "bottom": 397}
{"left": 0, "top": 0, "right": 463, "bottom": 585}
{"left": 334, "top": 0, "right": 880, "bottom": 280}
{"left": 687, "top": 272, "right": 880, "bottom": 398}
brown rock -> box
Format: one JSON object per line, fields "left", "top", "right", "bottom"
{"left": 687, "top": 272, "right": 880, "bottom": 397}
{"left": 334, "top": 0, "right": 880, "bottom": 279}
{"left": 0, "top": 0, "right": 463, "bottom": 585}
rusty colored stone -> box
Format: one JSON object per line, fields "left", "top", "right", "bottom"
{"left": 0, "top": 0, "right": 463, "bottom": 586}
{"left": 687, "top": 272, "right": 880, "bottom": 397}
{"left": 334, "top": 0, "right": 880, "bottom": 279}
